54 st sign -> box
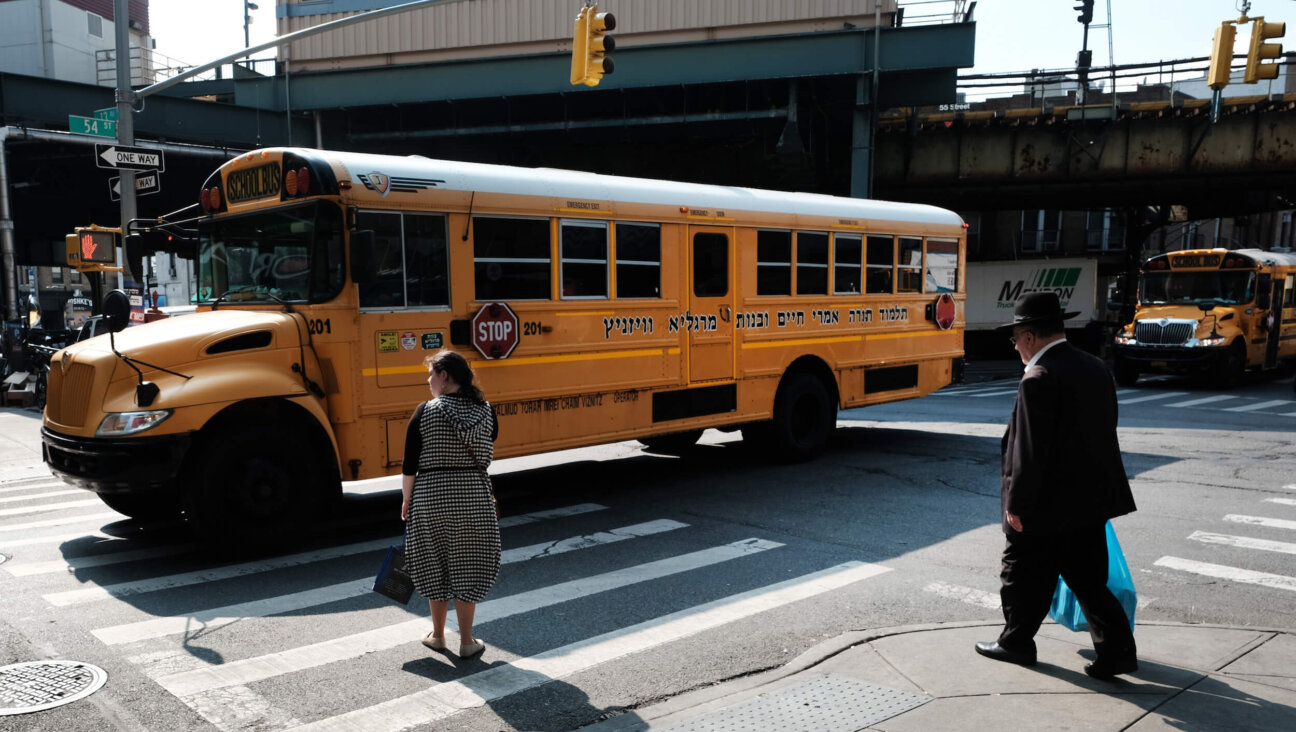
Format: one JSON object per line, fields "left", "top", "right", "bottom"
{"left": 95, "top": 143, "right": 165, "bottom": 172}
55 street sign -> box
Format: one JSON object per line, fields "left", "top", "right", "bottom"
{"left": 110, "top": 172, "right": 161, "bottom": 201}
{"left": 95, "top": 143, "right": 166, "bottom": 172}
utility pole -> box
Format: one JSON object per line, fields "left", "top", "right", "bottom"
{"left": 244, "top": 1, "right": 259, "bottom": 57}
{"left": 113, "top": 0, "right": 134, "bottom": 291}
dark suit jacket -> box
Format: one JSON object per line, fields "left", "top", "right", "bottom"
{"left": 1001, "top": 341, "right": 1136, "bottom": 535}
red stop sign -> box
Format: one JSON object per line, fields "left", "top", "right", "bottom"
{"left": 934, "top": 293, "right": 957, "bottom": 331}
{"left": 471, "top": 303, "right": 520, "bottom": 359}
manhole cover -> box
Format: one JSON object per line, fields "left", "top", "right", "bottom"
{"left": 0, "top": 660, "right": 107, "bottom": 716}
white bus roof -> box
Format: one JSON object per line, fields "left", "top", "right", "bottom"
{"left": 290, "top": 148, "right": 964, "bottom": 230}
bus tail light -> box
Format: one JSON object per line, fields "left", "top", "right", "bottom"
{"left": 201, "top": 188, "right": 211, "bottom": 210}
{"left": 209, "top": 186, "right": 222, "bottom": 209}
{"left": 285, "top": 169, "right": 298, "bottom": 196}
{"left": 298, "top": 167, "right": 311, "bottom": 195}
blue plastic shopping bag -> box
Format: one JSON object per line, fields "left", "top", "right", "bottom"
{"left": 1048, "top": 521, "right": 1137, "bottom": 633}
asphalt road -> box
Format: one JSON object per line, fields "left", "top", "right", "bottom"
{"left": 1, "top": 368, "right": 1294, "bottom": 731}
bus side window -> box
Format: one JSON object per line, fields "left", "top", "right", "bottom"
{"left": 865, "top": 235, "right": 894, "bottom": 294}
{"left": 614, "top": 222, "right": 661, "bottom": 298}
{"left": 474, "top": 216, "right": 552, "bottom": 301}
{"left": 796, "top": 231, "right": 829, "bottom": 295}
{"left": 560, "top": 219, "right": 609, "bottom": 299}
{"left": 357, "top": 211, "right": 405, "bottom": 308}
{"left": 898, "top": 237, "right": 923, "bottom": 293}
{"left": 833, "top": 234, "right": 862, "bottom": 295}
{"left": 405, "top": 213, "right": 450, "bottom": 308}
{"left": 925, "top": 238, "right": 959, "bottom": 293}
{"left": 757, "top": 230, "right": 791, "bottom": 296}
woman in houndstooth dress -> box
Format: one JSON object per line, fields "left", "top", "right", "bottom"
{"left": 401, "top": 350, "right": 499, "bottom": 659}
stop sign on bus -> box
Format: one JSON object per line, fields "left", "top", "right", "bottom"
{"left": 471, "top": 303, "right": 520, "bottom": 359}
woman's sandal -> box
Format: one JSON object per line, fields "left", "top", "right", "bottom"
{"left": 422, "top": 633, "right": 447, "bottom": 651}
{"left": 459, "top": 639, "right": 486, "bottom": 658}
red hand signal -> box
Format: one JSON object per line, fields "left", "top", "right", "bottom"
{"left": 81, "top": 233, "right": 98, "bottom": 260}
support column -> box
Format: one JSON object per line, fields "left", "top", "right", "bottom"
{"left": 0, "top": 136, "right": 17, "bottom": 320}
{"left": 851, "top": 73, "right": 875, "bottom": 199}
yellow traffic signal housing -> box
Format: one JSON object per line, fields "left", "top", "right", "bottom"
{"left": 570, "top": 4, "right": 615, "bottom": 87}
{"left": 1208, "top": 21, "right": 1236, "bottom": 90}
{"left": 1244, "top": 16, "right": 1285, "bottom": 83}
{"left": 66, "top": 226, "right": 122, "bottom": 273}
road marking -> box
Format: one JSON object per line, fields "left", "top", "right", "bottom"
{"left": 0, "top": 481, "right": 67, "bottom": 495}
{"left": 497, "top": 502, "right": 606, "bottom": 528}
{"left": 1265, "top": 498, "right": 1296, "bottom": 507}
{"left": 154, "top": 538, "right": 785, "bottom": 696}
{"left": 1223, "top": 514, "right": 1296, "bottom": 531}
{"left": 294, "top": 560, "right": 891, "bottom": 732}
{"left": 1165, "top": 395, "right": 1235, "bottom": 409}
{"left": 965, "top": 389, "right": 1020, "bottom": 398}
{"left": 924, "top": 581, "right": 1000, "bottom": 609}
{"left": 0, "top": 489, "right": 83, "bottom": 504}
{"left": 1222, "top": 399, "right": 1293, "bottom": 413}
{"left": 1154, "top": 556, "right": 1296, "bottom": 593}
{"left": 1284, "top": 484, "right": 1296, "bottom": 492}
{"left": 501, "top": 519, "right": 687, "bottom": 563}
{"left": 0, "top": 511, "right": 118, "bottom": 535}
{"left": 1117, "top": 391, "right": 1188, "bottom": 405}
{"left": 5, "top": 543, "right": 200, "bottom": 576}
{"left": 1189, "top": 531, "right": 1296, "bottom": 555}
{"left": 0, "top": 498, "right": 103, "bottom": 518}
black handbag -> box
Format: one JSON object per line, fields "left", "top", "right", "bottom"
{"left": 372, "top": 543, "right": 414, "bottom": 605}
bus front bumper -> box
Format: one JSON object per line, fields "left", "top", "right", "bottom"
{"left": 1114, "top": 344, "right": 1228, "bottom": 372}
{"left": 41, "top": 427, "right": 191, "bottom": 495}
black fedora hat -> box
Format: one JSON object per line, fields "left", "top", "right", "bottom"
{"left": 996, "top": 292, "right": 1080, "bottom": 332}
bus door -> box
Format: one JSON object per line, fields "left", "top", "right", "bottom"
{"left": 1266, "top": 276, "right": 1285, "bottom": 369}
{"left": 687, "top": 227, "right": 735, "bottom": 383}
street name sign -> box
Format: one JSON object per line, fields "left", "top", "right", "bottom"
{"left": 110, "top": 172, "right": 161, "bottom": 201}
{"left": 69, "top": 115, "right": 117, "bottom": 138}
{"left": 93, "top": 108, "right": 118, "bottom": 121}
{"left": 95, "top": 144, "right": 166, "bottom": 172}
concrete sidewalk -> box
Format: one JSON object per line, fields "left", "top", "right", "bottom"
{"left": 584, "top": 621, "right": 1296, "bottom": 731}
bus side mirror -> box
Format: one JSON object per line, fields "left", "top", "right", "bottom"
{"left": 1197, "top": 300, "right": 1218, "bottom": 313}
{"left": 350, "top": 230, "right": 376, "bottom": 284}
{"left": 101, "top": 290, "right": 131, "bottom": 334}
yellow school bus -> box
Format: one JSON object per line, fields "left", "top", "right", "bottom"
{"left": 1114, "top": 248, "right": 1296, "bottom": 387}
{"left": 42, "top": 147, "right": 965, "bottom": 536}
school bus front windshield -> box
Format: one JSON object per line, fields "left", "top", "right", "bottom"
{"left": 1139, "top": 270, "right": 1255, "bottom": 306}
{"left": 196, "top": 200, "right": 346, "bottom": 304}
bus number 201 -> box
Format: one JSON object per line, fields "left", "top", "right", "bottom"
{"left": 308, "top": 318, "right": 332, "bottom": 335}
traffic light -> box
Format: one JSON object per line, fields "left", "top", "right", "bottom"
{"left": 1074, "top": 0, "right": 1093, "bottom": 25}
{"left": 1208, "top": 21, "right": 1237, "bottom": 90}
{"left": 1244, "top": 16, "right": 1285, "bottom": 83}
{"left": 570, "top": 4, "right": 615, "bottom": 87}
{"left": 66, "top": 226, "right": 122, "bottom": 272}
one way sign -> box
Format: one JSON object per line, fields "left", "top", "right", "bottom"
{"left": 110, "top": 172, "right": 161, "bottom": 201}
{"left": 95, "top": 143, "right": 165, "bottom": 172}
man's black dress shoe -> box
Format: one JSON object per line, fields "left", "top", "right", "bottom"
{"left": 974, "top": 641, "right": 1036, "bottom": 667}
{"left": 1084, "top": 656, "right": 1138, "bottom": 680}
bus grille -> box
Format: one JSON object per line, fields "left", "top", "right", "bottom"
{"left": 47, "top": 363, "right": 95, "bottom": 427}
{"left": 1135, "top": 321, "right": 1194, "bottom": 345}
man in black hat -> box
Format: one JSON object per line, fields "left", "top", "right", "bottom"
{"left": 974, "top": 292, "right": 1139, "bottom": 680}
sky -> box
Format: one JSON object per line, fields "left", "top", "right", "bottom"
{"left": 147, "top": 1, "right": 1296, "bottom": 83}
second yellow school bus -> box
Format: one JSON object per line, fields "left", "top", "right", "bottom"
{"left": 42, "top": 148, "right": 966, "bottom": 536}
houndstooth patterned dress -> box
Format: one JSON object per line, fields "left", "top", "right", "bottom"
{"left": 403, "top": 393, "right": 500, "bottom": 603}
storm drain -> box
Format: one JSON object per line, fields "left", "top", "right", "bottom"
{"left": 0, "top": 661, "right": 108, "bottom": 716}
{"left": 659, "top": 675, "right": 930, "bottom": 732}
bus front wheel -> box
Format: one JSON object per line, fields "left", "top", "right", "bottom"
{"left": 771, "top": 372, "right": 835, "bottom": 462}
{"left": 1216, "top": 345, "right": 1246, "bottom": 390}
{"left": 1113, "top": 359, "right": 1140, "bottom": 387}
{"left": 186, "top": 425, "right": 318, "bottom": 542}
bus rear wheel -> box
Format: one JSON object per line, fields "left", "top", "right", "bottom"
{"left": 638, "top": 430, "right": 704, "bottom": 454}
{"left": 185, "top": 425, "right": 319, "bottom": 543}
{"left": 771, "top": 372, "right": 835, "bottom": 462}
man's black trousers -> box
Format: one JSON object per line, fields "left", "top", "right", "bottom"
{"left": 997, "top": 522, "right": 1136, "bottom": 660}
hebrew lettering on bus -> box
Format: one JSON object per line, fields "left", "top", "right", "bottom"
{"left": 602, "top": 316, "right": 655, "bottom": 339}
{"left": 668, "top": 311, "right": 718, "bottom": 333}
{"left": 848, "top": 307, "right": 873, "bottom": 324}
{"left": 735, "top": 311, "right": 770, "bottom": 329}
{"left": 811, "top": 309, "right": 840, "bottom": 325}
{"left": 879, "top": 306, "right": 909, "bottom": 322}
{"left": 777, "top": 310, "right": 805, "bottom": 327}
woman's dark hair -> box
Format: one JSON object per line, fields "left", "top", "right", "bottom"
{"left": 425, "top": 350, "right": 485, "bottom": 403}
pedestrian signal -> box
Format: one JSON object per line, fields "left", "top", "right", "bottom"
{"left": 66, "top": 226, "right": 122, "bottom": 272}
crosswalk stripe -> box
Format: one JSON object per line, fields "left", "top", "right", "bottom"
{"left": 1117, "top": 391, "right": 1188, "bottom": 405}
{"left": 501, "top": 519, "right": 687, "bottom": 564}
{"left": 0, "top": 481, "right": 67, "bottom": 495}
{"left": 1188, "top": 531, "right": 1296, "bottom": 555}
{"left": 1265, "top": 498, "right": 1296, "bottom": 507}
{"left": 1154, "top": 556, "right": 1296, "bottom": 592}
{"left": 0, "top": 498, "right": 103, "bottom": 518}
{"left": 965, "top": 389, "right": 1020, "bottom": 398}
{"left": 47, "top": 517, "right": 685, "bottom": 607}
{"left": 294, "top": 560, "right": 891, "bottom": 732}
{"left": 1284, "top": 484, "right": 1296, "bottom": 492}
{"left": 1165, "top": 395, "right": 1235, "bottom": 409}
{"left": 1222, "top": 399, "right": 1293, "bottom": 413}
{"left": 154, "top": 538, "right": 784, "bottom": 696}
{"left": 0, "top": 511, "right": 118, "bottom": 535}
{"left": 1223, "top": 514, "right": 1296, "bottom": 531}
{"left": 5, "top": 543, "right": 200, "bottom": 577}
{"left": 0, "top": 529, "right": 134, "bottom": 550}
{"left": 497, "top": 502, "right": 606, "bottom": 528}
{"left": 923, "top": 581, "right": 1000, "bottom": 609}
{"left": 0, "top": 489, "right": 83, "bottom": 504}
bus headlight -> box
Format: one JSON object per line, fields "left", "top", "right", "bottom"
{"left": 1189, "top": 336, "right": 1227, "bottom": 347}
{"left": 96, "top": 410, "right": 173, "bottom": 437}
{"left": 1114, "top": 332, "right": 1136, "bottom": 345}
